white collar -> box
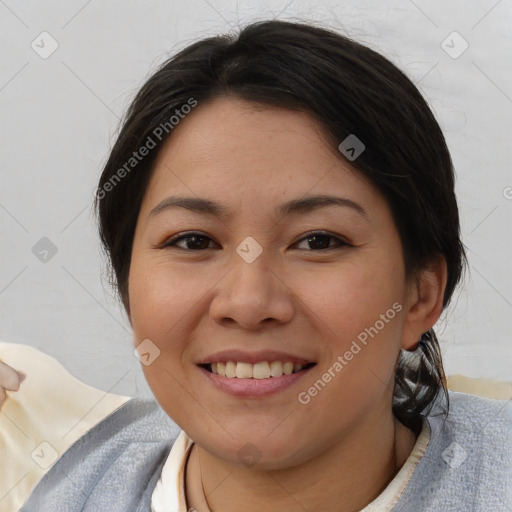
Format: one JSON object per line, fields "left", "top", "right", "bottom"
{"left": 151, "top": 430, "right": 194, "bottom": 512}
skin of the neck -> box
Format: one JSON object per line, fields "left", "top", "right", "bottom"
{"left": 185, "top": 388, "right": 418, "bottom": 512}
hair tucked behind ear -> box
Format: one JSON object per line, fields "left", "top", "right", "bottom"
{"left": 95, "top": 19, "right": 468, "bottom": 432}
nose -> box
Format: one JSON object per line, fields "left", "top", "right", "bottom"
{"left": 209, "top": 250, "right": 295, "bottom": 330}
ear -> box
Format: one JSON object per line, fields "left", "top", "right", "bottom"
{"left": 401, "top": 255, "right": 448, "bottom": 351}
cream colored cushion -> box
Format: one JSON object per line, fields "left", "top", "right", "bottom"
{"left": 0, "top": 341, "right": 131, "bottom": 512}
{"left": 447, "top": 374, "right": 512, "bottom": 400}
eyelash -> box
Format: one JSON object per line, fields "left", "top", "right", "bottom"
{"left": 159, "top": 231, "right": 351, "bottom": 252}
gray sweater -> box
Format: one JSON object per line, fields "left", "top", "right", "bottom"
{"left": 20, "top": 391, "right": 512, "bottom": 511}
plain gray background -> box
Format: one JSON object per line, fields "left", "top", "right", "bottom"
{"left": 1, "top": 0, "right": 511, "bottom": 397}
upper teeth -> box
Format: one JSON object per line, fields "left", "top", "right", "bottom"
{"left": 211, "top": 361, "right": 305, "bottom": 379}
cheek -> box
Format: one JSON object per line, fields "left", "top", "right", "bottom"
{"left": 299, "top": 256, "right": 404, "bottom": 334}
{"left": 128, "top": 257, "right": 199, "bottom": 339}
{"left": 293, "top": 255, "right": 405, "bottom": 392}
{"left": 128, "top": 257, "right": 206, "bottom": 428}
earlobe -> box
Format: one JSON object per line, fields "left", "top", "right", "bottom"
{"left": 401, "top": 255, "right": 448, "bottom": 351}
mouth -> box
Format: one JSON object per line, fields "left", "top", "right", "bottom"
{"left": 199, "top": 361, "right": 317, "bottom": 379}
{"left": 197, "top": 360, "right": 317, "bottom": 397}
{"left": 195, "top": 350, "right": 318, "bottom": 397}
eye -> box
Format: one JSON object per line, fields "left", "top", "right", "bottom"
{"left": 294, "top": 231, "right": 349, "bottom": 251}
{"left": 160, "top": 232, "right": 218, "bottom": 250}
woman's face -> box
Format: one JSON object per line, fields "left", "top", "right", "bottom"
{"left": 128, "top": 97, "right": 422, "bottom": 469}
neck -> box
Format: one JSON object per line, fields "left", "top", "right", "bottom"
{"left": 185, "top": 409, "right": 418, "bottom": 512}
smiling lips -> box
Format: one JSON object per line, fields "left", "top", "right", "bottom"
{"left": 197, "top": 349, "right": 316, "bottom": 380}
{"left": 206, "top": 360, "right": 315, "bottom": 379}
{"left": 199, "top": 359, "right": 316, "bottom": 397}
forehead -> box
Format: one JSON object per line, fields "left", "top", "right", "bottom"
{"left": 155, "top": 97, "right": 335, "bottom": 169}
{"left": 140, "top": 97, "right": 384, "bottom": 220}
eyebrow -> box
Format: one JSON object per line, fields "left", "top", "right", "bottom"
{"left": 148, "top": 194, "right": 369, "bottom": 221}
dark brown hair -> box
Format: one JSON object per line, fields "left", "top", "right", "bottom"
{"left": 95, "top": 19, "right": 468, "bottom": 433}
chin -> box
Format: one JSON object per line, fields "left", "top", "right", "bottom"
{"left": 194, "top": 429, "right": 314, "bottom": 471}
